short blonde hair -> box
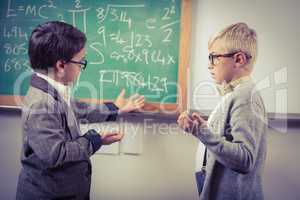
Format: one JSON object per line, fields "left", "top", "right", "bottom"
{"left": 209, "top": 22, "right": 257, "bottom": 67}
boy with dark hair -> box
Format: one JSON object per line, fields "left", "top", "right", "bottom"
{"left": 16, "top": 21, "right": 144, "bottom": 200}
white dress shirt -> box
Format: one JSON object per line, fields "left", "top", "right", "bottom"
{"left": 36, "top": 72, "right": 71, "bottom": 106}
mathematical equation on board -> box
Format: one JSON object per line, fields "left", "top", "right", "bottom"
{"left": 99, "top": 69, "right": 170, "bottom": 93}
{"left": 1, "top": 0, "right": 181, "bottom": 95}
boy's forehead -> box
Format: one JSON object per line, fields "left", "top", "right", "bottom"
{"left": 73, "top": 48, "right": 86, "bottom": 58}
{"left": 209, "top": 42, "right": 227, "bottom": 54}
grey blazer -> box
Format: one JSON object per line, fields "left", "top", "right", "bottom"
{"left": 197, "top": 80, "right": 268, "bottom": 200}
{"left": 16, "top": 74, "right": 119, "bottom": 200}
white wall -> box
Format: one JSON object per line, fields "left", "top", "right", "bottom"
{"left": 189, "top": 0, "right": 300, "bottom": 114}
{"left": 0, "top": 111, "right": 199, "bottom": 200}
{"left": 1, "top": 111, "right": 300, "bottom": 200}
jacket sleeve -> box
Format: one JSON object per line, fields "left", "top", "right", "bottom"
{"left": 70, "top": 100, "right": 119, "bottom": 123}
{"left": 25, "top": 102, "right": 102, "bottom": 169}
{"left": 195, "top": 99, "right": 267, "bottom": 174}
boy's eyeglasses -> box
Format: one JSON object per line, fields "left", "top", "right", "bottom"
{"left": 68, "top": 59, "right": 88, "bottom": 70}
{"left": 209, "top": 51, "right": 252, "bottom": 66}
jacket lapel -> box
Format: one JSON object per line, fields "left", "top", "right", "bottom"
{"left": 30, "top": 74, "right": 85, "bottom": 139}
{"left": 30, "top": 73, "right": 62, "bottom": 102}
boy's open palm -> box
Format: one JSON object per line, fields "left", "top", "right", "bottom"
{"left": 114, "top": 89, "right": 145, "bottom": 114}
{"left": 101, "top": 132, "right": 124, "bottom": 145}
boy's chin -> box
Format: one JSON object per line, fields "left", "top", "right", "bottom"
{"left": 67, "top": 81, "right": 77, "bottom": 88}
{"left": 211, "top": 76, "right": 221, "bottom": 84}
{"left": 214, "top": 79, "right": 222, "bottom": 84}
{"left": 69, "top": 75, "right": 81, "bottom": 88}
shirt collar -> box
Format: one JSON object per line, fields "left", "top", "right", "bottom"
{"left": 35, "top": 72, "right": 71, "bottom": 105}
{"left": 216, "top": 76, "right": 251, "bottom": 96}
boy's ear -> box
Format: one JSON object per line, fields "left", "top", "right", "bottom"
{"left": 55, "top": 60, "right": 65, "bottom": 78}
{"left": 234, "top": 52, "right": 247, "bottom": 68}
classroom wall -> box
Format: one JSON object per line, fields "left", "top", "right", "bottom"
{"left": 1, "top": 111, "right": 200, "bottom": 200}
{"left": 1, "top": 0, "right": 300, "bottom": 199}
{"left": 1, "top": 111, "right": 300, "bottom": 200}
{"left": 189, "top": 0, "right": 300, "bottom": 114}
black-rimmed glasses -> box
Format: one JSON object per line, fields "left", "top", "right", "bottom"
{"left": 209, "top": 51, "right": 252, "bottom": 66}
{"left": 68, "top": 59, "right": 88, "bottom": 70}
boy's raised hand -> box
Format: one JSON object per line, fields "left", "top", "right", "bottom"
{"left": 101, "top": 132, "right": 124, "bottom": 145}
{"left": 114, "top": 89, "right": 145, "bottom": 114}
{"left": 191, "top": 112, "right": 207, "bottom": 129}
{"left": 177, "top": 111, "right": 193, "bottom": 132}
{"left": 177, "top": 111, "right": 207, "bottom": 136}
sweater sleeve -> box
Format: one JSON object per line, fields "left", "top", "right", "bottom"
{"left": 70, "top": 100, "right": 119, "bottom": 123}
{"left": 25, "top": 102, "right": 100, "bottom": 169}
{"left": 195, "top": 99, "right": 267, "bottom": 174}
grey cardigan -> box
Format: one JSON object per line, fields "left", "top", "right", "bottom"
{"left": 197, "top": 80, "right": 268, "bottom": 200}
{"left": 16, "top": 74, "right": 119, "bottom": 200}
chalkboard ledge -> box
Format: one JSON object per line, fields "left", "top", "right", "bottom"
{"left": 1, "top": 106, "right": 300, "bottom": 126}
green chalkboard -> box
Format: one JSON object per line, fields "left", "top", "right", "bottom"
{"left": 0, "top": 0, "right": 191, "bottom": 111}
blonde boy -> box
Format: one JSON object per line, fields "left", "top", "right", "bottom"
{"left": 178, "top": 23, "right": 267, "bottom": 200}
